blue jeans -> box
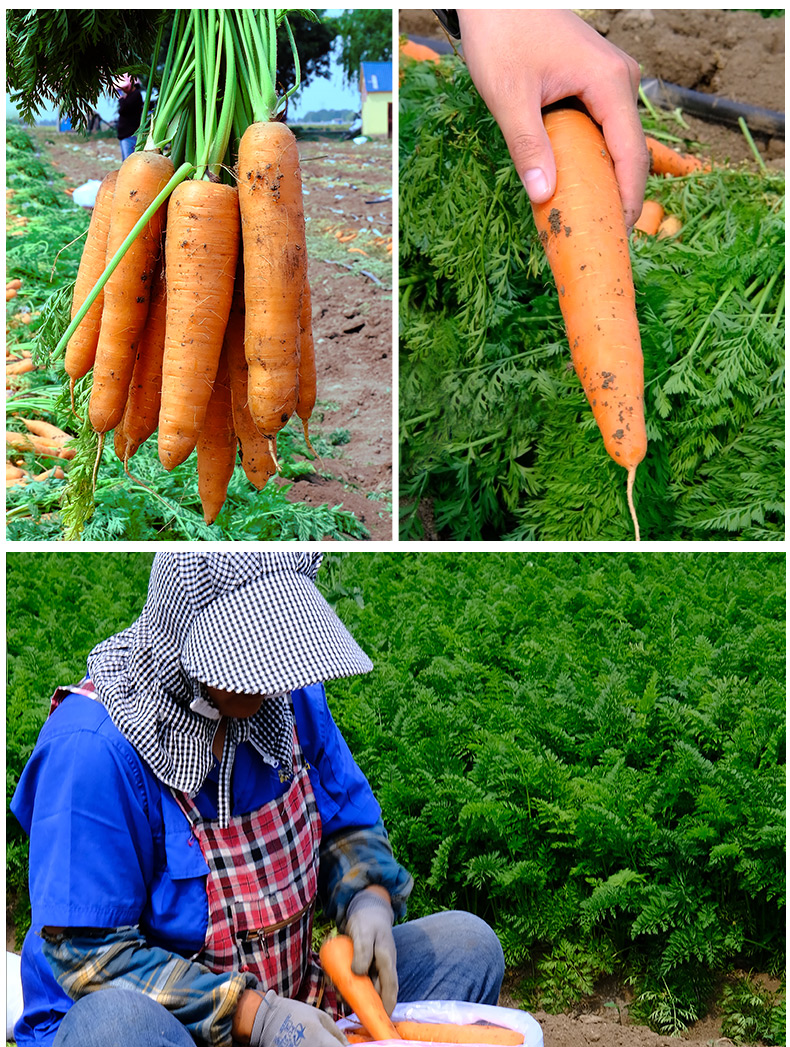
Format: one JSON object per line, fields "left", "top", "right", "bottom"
{"left": 53, "top": 911, "right": 504, "bottom": 1046}
{"left": 119, "top": 135, "right": 137, "bottom": 161}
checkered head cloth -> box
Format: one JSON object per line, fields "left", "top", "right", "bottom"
{"left": 86, "top": 553, "right": 373, "bottom": 819}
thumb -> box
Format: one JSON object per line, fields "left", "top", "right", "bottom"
{"left": 498, "top": 111, "right": 557, "bottom": 205}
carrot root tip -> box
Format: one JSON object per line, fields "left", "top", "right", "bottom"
{"left": 627, "top": 464, "right": 641, "bottom": 542}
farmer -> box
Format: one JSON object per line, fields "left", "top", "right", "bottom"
{"left": 432, "top": 9, "right": 649, "bottom": 232}
{"left": 114, "top": 72, "right": 143, "bottom": 160}
{"left": 11, "top": 552, "right": 505, "bottom": 1047}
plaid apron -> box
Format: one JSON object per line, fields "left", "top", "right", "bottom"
{"left": 49, "top": 683, "right": 339, "bottom": 1016}
{"left": 172, "top": 731, "right": 340, "bottom": 1018}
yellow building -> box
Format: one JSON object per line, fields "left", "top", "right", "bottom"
{"left": 360, "top": 61, "right": 392, "bottom": 138}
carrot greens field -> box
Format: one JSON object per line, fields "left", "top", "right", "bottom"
{"left": 7, "top": 551, "right": 785, "bottom": 1042}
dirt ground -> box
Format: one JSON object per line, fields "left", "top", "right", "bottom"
{"left": 27, "top": 126, "right": 394, "bottom": 540}
{"left": 399, "top": 8, "right": 785, "bottom": 168}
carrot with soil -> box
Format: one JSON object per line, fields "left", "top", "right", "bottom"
{"left": 645, "top": 135, "right": 709, "bottom": 177}
{"left": 233, "top": 9, "right": 311, "bottom": 440}
{"left": 531, "top": 105, "right": 646, "bottom": 540}
{"left": 158, "top": 10, "right": 241, "bottom": 470}
{"left": 87, "top": 150, "right": 175, "bottom": 434}
{"left": 196, "top": 346, "right": 237, "bottom": 524}
{"left": 64, "top": 167, "right": 118, "bottom": 397}
{"left": 296, "top": 273, "right": 318, "bottom": 454}
{"left": 157, "top": 179, "right": 240, "bottom": 469}
{"left": 114, "top": 261, "right": 168, "bottom": 464}
{"left": 224, "top": 266, "right": 278, "bottom": 489}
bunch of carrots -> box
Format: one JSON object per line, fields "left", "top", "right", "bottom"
{"left": 56, "top": 10, "right": 319, "bottom": 524}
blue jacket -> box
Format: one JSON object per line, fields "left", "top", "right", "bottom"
{"left": 11, "top": 684, "right": 412, "bottom": 1046}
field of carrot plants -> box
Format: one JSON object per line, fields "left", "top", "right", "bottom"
{"left": 398, "top": 23, "right": 784, "bottom": 542}
{"left": 7, "top": 551, "right": 785, "bottom": 1043}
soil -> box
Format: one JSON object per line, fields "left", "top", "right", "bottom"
{"left": 399, "top": 9, "right": 785, "bottom": 168}
{"left": 26, "top": 126, "right": 394, "bottom": 540}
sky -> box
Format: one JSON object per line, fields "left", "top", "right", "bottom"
{"left": 6, "top": 9, "right": 376, "bottom": 125}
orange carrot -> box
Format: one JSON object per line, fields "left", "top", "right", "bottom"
{"left": 115, "top": 261, "right": 168, "bottom": 463}
{"left": 196, "top": 346, "right": 236, "bottom": 525}
{"left": 6, "top": 431, "right": 76, "bottom": 460}
{"left": 658, "top": 214, "right": 683, "bottom": 239}
{"left": 88, "top": 151, "right": 174, "bottom": 434}
{"left": 157, "top": 180, "right": 240, "bottom": 470}
{"left": 645, "top": 136, "right": 709, "bottom": 177}
{"left": 64, "top": 168, "right": 118, "bottom": 389}
{"left": 7, "top": 279, "right": 22, "bottom": 291}
{"left": 531, "top": 106, "right": 646, "bottom": 540}
{"left": 237, "top": 121, "right": 307, "bottom": 438}
{"left": 319, "top": 936, "right": 400, "bottom": 1042}
{"left": 6, "top": 463, "right": 25, "bottom": 479}
{"left": 20, "top": 419, "right": 72, "bottom": 443}
{"left": 295, "top": 274, "right": 317, "bottom": 452}
{"left": 33, "top": 466, "right": 66, "bottom": 482}
{"left": 346, "top": 1023, "right": 524, "bottom": 1045}
{"left": 225, "top": 274, "right": 277, "bottom": 490}
{"left": 6, "top": 287, "right": 17, "bottom": 301}
{"left": 6, "top": 358, "right": 35, "bottom": 376}
{"left": 633, "top": 199, "right": 665, "bottom": 236}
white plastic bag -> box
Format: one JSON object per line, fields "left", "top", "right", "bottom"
{"left": 337, "top": 999, "right": 543, "bottom": 1047}
{"left": 6, "top": 951, "right": 23, "bottom": 1041}
{"left": 71, "top": 179, "right": 103, "bottom": 209}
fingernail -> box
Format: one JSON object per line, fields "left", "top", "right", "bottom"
{"left": 522, "top": 167, "right": 551, "bottom": 202}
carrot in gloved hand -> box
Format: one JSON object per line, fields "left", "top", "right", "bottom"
{"left": 320, "top": 935, "right": 400, "bottom": 1042}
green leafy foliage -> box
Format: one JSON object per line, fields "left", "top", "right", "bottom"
{"left": 399, "top": 57, "right": 785, "bottom": 541}
{"left": 720, "top": 974, "right": 786, "bottom": 1046}
{"left": 6, "top": 10, "right": 168, "bottom": 130}
{"left": 319, "top": 552, "right": 785, "bottom": 1028}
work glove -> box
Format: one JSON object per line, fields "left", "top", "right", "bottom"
{"left": 344, "top": 888, "right": 398, "bottom": 1015}
{"left": 250, "top": 989, "right": 348, "bottom": 1047}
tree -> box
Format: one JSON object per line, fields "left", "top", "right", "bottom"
{"left": 276, "top": 11, "right": 338, "bottom": 97}
{"left": 328, "top": 10, "right": 392, "bottom": 86}
{"left": 6, "top": 10, "right": 167, "bottom": 130}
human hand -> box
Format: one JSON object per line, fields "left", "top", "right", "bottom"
{"left": 345, "top": 887, "right": 398, "bottom": 1014}
{"left": 247, "top": 989, "right": 348, "bottom": 1047}
{"left": 456, "top": 10, "right": 649, "bottom": 231}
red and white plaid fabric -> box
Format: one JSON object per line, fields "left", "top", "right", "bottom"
{"left": 174, "top": 731, "right": 340, "bottom": 1017}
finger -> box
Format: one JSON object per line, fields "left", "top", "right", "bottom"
{"left": 374, "top": 948, "right": 398, "bottom": 1015}
{"left": 493, "top": 104, "right": 558, "bottom": 205}
{"left": 318, "top": 1011, "right": 349, "bottom": 1045}
{"left": 580, "top": 84, "right": 649, "bottom": 231}
{"left": 349, "top": 931, "right": 374, "bottom": 977}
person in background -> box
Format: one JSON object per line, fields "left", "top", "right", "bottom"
{"left": 11, "top": 552, "right": 505, "bottom": 1047}
{"left": 432, "top": 9, "right": 649, "bottom": 232}
{"left": 114, "top": 72, "right": 143, "bottom": 160}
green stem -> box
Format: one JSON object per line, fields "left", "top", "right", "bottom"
{"left": 209, "top": 13, "right": 237, "bottom": 176}
{"left": 241, "top": 10, "right": 277, "bottom": 121}
{"left": 738, "top": 116, "right": 769, "bottom": 174}
{"left": 281, "top": 14, "right": 304, "bottom": 104}
{"left": 54, "top": 161, "right": 196, "bottom": 359}
{"left": 139, "top": 16, "right": 166, "bottom": 146}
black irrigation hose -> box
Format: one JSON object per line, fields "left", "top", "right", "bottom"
{"left": 640, "top": 77, "right": 785, "bottom": 138}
